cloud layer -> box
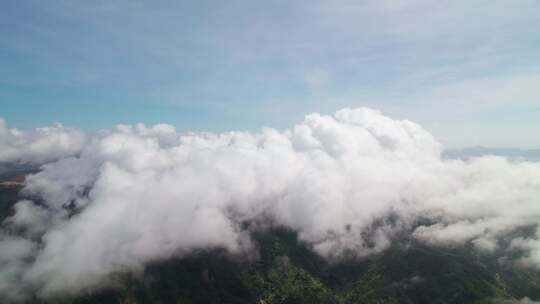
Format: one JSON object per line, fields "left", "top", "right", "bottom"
{"left": 0, "top": 118, "right": 86, "bottom": 164}
{"left": 1, "top": 108, "right": 540, "bottom": 301}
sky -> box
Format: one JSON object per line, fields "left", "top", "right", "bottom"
{"left": 1, "top": 0, "right": 540, "bottom": 148}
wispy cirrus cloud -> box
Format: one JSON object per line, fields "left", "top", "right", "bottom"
{"left": 1, "top": 1, "right": 539, "bottom": 147}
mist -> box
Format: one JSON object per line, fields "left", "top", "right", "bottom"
{"left": 1, "top": 108, "right": 540, "bottom": 301}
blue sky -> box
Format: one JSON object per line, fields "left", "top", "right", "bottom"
{"left": 1, "top": 0, "right": 540, "bottom": 148}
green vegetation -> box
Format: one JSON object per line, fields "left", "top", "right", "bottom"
{"left": 2, "top": 175, "right": 540, "bottom": 304}
{"left": 38, "top": 227, "right": 540, "bottom": 304}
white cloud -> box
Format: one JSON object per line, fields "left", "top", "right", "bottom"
{"left": 0, "top": 118, "right": 86, "bottom": 164}
{"left": 0, "top": 108, "right": 540, "bottom": 300}
{"left": 495, "top": 297, "right": 540, "bottom": 304}
{"left": 0, "top": 235, "right": 36, "bottom": 302}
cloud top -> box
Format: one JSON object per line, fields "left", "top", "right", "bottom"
{"left": 1, "top": 108, "right": 540, "bottom": 301}
{"left": 0, "top": 118, "right": 86, "bottom": 164}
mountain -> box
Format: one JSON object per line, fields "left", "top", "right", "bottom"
{"left": 443, "top": 147, "right": 540, "bottom": 161}
{"left": 2, "top": 171, "right": 540, "bottom": 304}
{"left": 31, "top": 228, "right": 540, "bottom": 304}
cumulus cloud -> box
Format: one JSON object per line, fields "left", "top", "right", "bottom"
{"left": 0, "top": 108, "right": 540, "bottom": 301}
{"left": 494, "top": 297, "right": 540, "bottom": 304}
{"left": 0, "top": 118, "right": 86, "bottom": 164}
{"left": 0, "top": 235, "right": 36, "bottom": 302}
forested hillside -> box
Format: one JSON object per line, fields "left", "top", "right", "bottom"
{"left": 2, "top": 173, "right": 540, "bottom": 304}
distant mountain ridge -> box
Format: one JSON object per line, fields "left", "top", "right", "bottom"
{"left": 443, "top": 147, "right": 540, "bottom": 161}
